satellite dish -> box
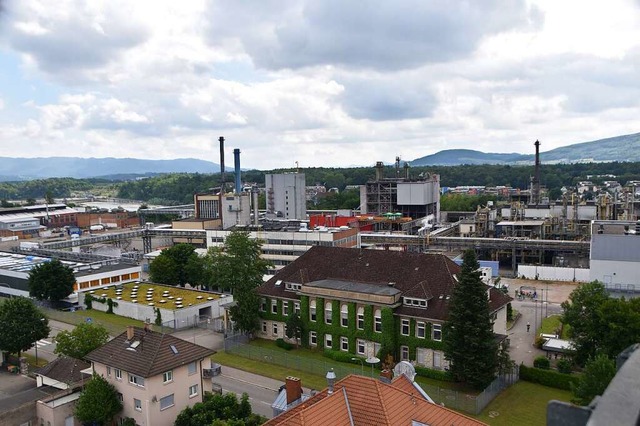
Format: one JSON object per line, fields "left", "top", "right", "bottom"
{"left": 393, "top": 361, "right": 416, "bottom": 382}
{"left": 365, "top": 356, "right": 380, "bottom": 365}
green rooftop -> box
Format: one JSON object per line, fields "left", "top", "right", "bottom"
{"left": 91, "top": 282, "right": 221, "bottom": 309}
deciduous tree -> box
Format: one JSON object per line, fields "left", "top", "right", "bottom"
{"left": 75, "top": 374, "right": 123, "bottom": 426}
{"left": 0, "top": 297, "right": 50, "bottom": 356}
{"left": 285, "top": 312, "right": 304, "bottom": 348}
{"left": 443, "top": 249, "right": 499, "bottom": 389}
{"left": 28, "top": 259, "right": 75, "bottom": 304}
{"left": 149, "top": 243, "right": 201, "bottom": 287}
{"left": 572, "top": 354, "right": 616, "bottom": 406}
{"left": 54, "top": 323, "right": 109, "bottom": 360}
{"left": 174, "top": 392, "right": 265, "bottom": 426}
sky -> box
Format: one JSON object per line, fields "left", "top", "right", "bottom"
{"left": 0, "top": 0, "right": 639, "bottom": 170}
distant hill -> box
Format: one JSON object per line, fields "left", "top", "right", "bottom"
{"left": 0, "top": 157, "right": 227, "bottom": 181}
{"left": 410, "top": 132, "right": 640, "bottom": 166}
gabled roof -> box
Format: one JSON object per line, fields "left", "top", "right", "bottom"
{"left": 34, "top": 356, "right": 91, "bottom": 386}
{"left": 85, "top": 327, "right": 215, "bottom": 378}
{"left": 264, "top": 374, "right": 487, "bottom": 426}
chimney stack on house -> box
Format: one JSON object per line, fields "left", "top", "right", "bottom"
{"left": 285, "top": 376, "right": 302, "bottom": 405}
{"left": 326, "top": 369, "right": 336, "bottom": 394}
{"left": 126, "top": 325, "right": 134, "bottom": 341}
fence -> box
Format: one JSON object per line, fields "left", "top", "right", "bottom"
{"left": 224, "top": 337, "right": 519, "bottom": 415}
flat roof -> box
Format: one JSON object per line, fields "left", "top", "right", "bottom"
{"left": 0, "top": 251, "right": 134, "bottom": 275}
{"left": 497, "top": 220, "right": 546, "bottom": 226}
{"left": 304, "top": 279, "right": 402, "bottom": 296}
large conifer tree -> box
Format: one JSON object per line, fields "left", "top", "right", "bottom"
{"left": 443, "top": 249, "right": 499, "bottom": 389}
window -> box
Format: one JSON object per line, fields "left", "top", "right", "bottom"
{"left": 117, "top": 392, "right": 123, "bottom": 403}
{"left": 271, "top": 300, "right": 278, "bottom": 314}
{"left": 272, "top": 323, "right": 279, "bottom": 336}
{"left": 115, "top": 368, "right": 122, "bottom": 380}
{"left": 294, "top": 302, "right": 300, "bottom": 315}
{"left": 374, "top": 309, "right": 382, "bottom": 333}
{"left": 357, "top": 307, "right": 364, "bottom": 330}
{"left": 283, "top": 302, "right": 289, "bottom": 316}
{"left": 340, "top": 304, "right": 348, "bottom": 327}
{"left": 128, "top": 374, "right": 145, "bottom": 387}
{"left": 310, "top": 300, "right": 316, "bottom": 322}
{"left": 325, "top": 334, "right": 332, "bottom": 349}
{"left": 357, "top": 339, "right": 365, "bottom": 355}
{"left": 262, "top": 321, "right": 267, "bottom": 333}
{"left": 310, "top": 331, "right": 317, "bottom": 346}
{"left": 417, "top": 322, "right": 426, "bottom": 339}
{"left": 260, "top": 298, "right": 266, "bottom": 312}
{"left": 134, "top": 398, "right": 142, "bottom": 411}
{"left": 106, "top": 366, "right": 111, "bottom": 377}
{"left": 340, "top": 337, "right": 349, "bottom": 352}
{"left": 159, "top": 394, "right": 174, "bottom": 411}
{"left": 325, "top": 302, "right": 332, "bottom": 324}
{"left": 163, "top": 370, "right": 173, "bottom": 383}
{"left": 189, "top": 384, "right": 199, "bottom": 398}
{"left": 433, "top": 324, "right": 442, "bottom": 342}
{"left": 401, "top": 346, "right": 409, "bottom": 361}
{"left": 188, "top": 361, "right": 197, "bottom": 375}
{"left": 401, "top": 319, "right": 410, "bottom": 336}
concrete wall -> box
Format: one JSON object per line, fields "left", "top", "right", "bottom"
{"left": 590, "top": 260, "right": 640, "bottom": 290}
{"left": 36, "top": 393, "right": 81, "bottom": 426}
{"left": 518, "top": 265, "right": 590, "bottom": 282}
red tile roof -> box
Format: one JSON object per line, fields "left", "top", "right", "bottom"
{"left": 264, "top": 374, "right": 487, "bottom": 426}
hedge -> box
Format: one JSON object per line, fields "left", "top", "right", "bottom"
{"left": 519, "top": 364, "right": 580, "bottom": 390}
{"left": 533, "top": 356, "right": 551, "bottom": 369}
{"left": 276, "top": 338, "right": 294, "bottom": 351}
{"left": 324, "top": 349, "right": 361, "bottom": 365}
{"left": 415, "top": 365, "right": 453, "bottom": 382}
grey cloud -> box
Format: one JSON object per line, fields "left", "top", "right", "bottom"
{"left": 206, "top": 0, "right": 537, "bottom": 71}
{"left": 338, "top": 75, "right": 437, "bottom": 121}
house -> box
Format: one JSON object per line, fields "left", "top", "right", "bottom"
{"left": 257, "top": 246, "right": 511, "bottom": 371}
{"left": 85, "top": 326, "right": 216, "bottom": 426}
{"left": 264, "top": 373, "right": 487, "bottom": 426}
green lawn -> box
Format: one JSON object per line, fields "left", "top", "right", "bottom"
{"left": 539, "top": 315, "right": 571, "bottom": 339}
{"left": 473, "top": 381, "right": 573, "bottom": 426}
{"left": 43, "top": 305, "right": 145, "bottom": 336}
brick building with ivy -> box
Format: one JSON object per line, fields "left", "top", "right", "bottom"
{"left": 256, "top": 246, "right": 511, "bottom": 371}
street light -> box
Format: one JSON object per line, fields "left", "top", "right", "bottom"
{"left": 351, "top": 357, "right": 364, "bottom": 375}
{"left": 365, "top": 356, "right": 380, "bottom": 378}
{"left": 35, "top": 317, "right": 45, "bottom": 366}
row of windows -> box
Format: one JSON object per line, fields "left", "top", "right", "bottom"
{"left": 106, "top": 361, "right": 198, "bottom": 389}
{"left": 261, "top": 299, "right": 301, "bottom": 316}
{"left": 76, "top": 272, "right": 141, "bottom": 290}
{"left": 400, "top": 319, "right": 441, "bottom": 341}
{"left": 308, "top": 333, "right": 376, "bottom": 356}
{"left": 309, "top": 301, "right": 382, "bottom": 332}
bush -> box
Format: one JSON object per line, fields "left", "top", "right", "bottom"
{"left": 534, "top": 336, "right": 546, "bottom": 349}
{"left": 323, "top": 350, "right": 361, "bottom": 364}
{"left": 275, "top": 339, "right": 294, "bottom": 351}
{"left": 534, "top": 356, "right": 551, "bottom": 369}
{"left": 520, "top": 364, "right": 580, "bottom": 391}
{"left": 557, "top": 359, "right": 573, "bottom": 374}
{"left": 415, "top": 365, "right": 454, "bottom": 382}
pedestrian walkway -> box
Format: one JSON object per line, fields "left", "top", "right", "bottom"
{"left": 35, "top": 339, "right": 52, "bottom": 348}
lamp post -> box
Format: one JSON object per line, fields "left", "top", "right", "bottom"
{"left": 35, "top": 318, "right": 45, "bottom": 366}
{"left": 365, "top": 356, "right": 380, "bottom": 378}
{"left": 351, "top": 357, "right": 364, "bottom": 376}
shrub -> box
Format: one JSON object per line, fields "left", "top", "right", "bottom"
{"left": 534, "top": 356, "right": 551, "bottom": 369}
{"left": 534, "top": 336, "right": 546, "bottom": 349}
{"left": 415, "top": 365, "right": 454, "bottom": 382}
{"left": 557, "top": 359, "right": 573, "bottom": 374}
{"left": 323, "top": 350, "right": 361, "bottom": 364}
{"left": 520, "top": 364, "right": 580, "bottom": 391}
{"left": 275, "top": 339, "right": 294, "bottom": 351}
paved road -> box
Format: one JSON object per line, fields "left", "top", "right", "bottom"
{"left": 24, "top": 319, "right": 76, "bottom": 364}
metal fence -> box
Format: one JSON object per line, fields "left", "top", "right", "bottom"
{"left": 224, "top": 336, "right": 519, "bottom": 415}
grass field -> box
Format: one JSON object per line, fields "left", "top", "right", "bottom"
{"left": 539, "top": 315, "right": 571, "bottom": 339}
{"left": 473, "top": 381, "right": 572, "bottom": 425}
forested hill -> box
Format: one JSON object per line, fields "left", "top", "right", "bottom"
{"left": 410, "top": 132, "right": 640, "bottom": 166}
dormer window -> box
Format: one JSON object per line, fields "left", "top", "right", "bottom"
{"left": 403, "top": 297, "right": 427, "bottom": 308}
{"left": 285, "top": 282, "right": 302, "bottom": 292}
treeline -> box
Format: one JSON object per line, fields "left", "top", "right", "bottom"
{"left": 0, "top": 178, "right": 112, "bottom": 201}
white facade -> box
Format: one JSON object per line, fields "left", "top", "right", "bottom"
{"left": 265, "top": 173, "right": 306, "bottom": 220}
{"left": 221, "top": 193, "right": 252, "bottom": 229}
{"left": 590, "top": 221, "right": 640, "bottom": 290}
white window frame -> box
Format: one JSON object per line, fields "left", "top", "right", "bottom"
{"left": 340, "top": 304, "right": 348, "bottom": 327}
{"left": 189, "top": 384, "right": 199, "bottom": 398}
{"left": 310, "top": 331, "right": 317, "bottom": 346}
{"left": 162, "top": 370, "right": 173, "bottom": 384}
{"left": 310, "top": 300, "right": 317, "bottom": 322}
{"left": 374, "top": 309, "right": 382, "bottom": 333}
{"left": 294, "top": 301, "right": 300, "bottom": 315}
{"left": 271, "top": 300, "right": 278, "bottom": 314}
{"left": 325, "top": 333, "right": 332, "bottom": 349}
{"left": 357, "top": 339, "right": 365, "bottom": 355}
{"left": 134, "top": 398, "right": 142, "bottom": 411}
{"left": 416, "top": 322, "right": 426, "bottom": 339}
{"left": 401, "top": 345, "right": 409, "bottom": 361}
{"left": 115, "top": 368, "right": 122, "bottom": 380}
{"left": 129, "top": 374, "right": 145, "bottom": 388}
{"left": 433, "top": 324, "right": 442, "bottom": 342}
{"left": 159, "top": 394, "right": 174, "bottom": 411}
{"left": 341, "top": 336, "right": 349, "bottom": 352}
{"left": 325, "top": 301, "right": 332, "bottom": 324}
{"left": 262, "top": 321, "right": 267, "bottom": 333}
{"left": 357, "top": 307, "right": 364, "bottom": 330}
{"left": 272, "top": 323, "right": 278, "bottom": 336}
{"left": 260, "top": 298, "right": 266, "bottom": 312}
{"left": 283, "top": 302, "right": 289, "bottom": 316}
{"left": 401, "top": 318, "right": 410, "bottom": 336}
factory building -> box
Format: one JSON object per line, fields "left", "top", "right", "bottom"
{"left": 265, "top": 173, "right": 307, "bottom": 220}
{"left": 590, "top": 220, "right": 640, "bottom": 292}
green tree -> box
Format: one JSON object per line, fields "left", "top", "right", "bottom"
{"left": 443, "top": 250, "right": 499, "bottom": 389}
{"left": 571, "top": 354, "right": 616, "bottom": 406}
{"left": 285, "top": 312, "right": 304, "bottom": 348}
{"left": 174, "top": 392, "right": 265, "bottom": 426}
{"left": 54, "top": 323, "right": 109, "bottom": 360}
{"left": 149, "top": 243, "right": 201, "bottom": 287}
{"left": 75, "top": 374, "right": 123, "bottom": 426}
{"left": 206, "top": 231, "right": 271, "bottom": 335}
{"left": 0, "top": 297, "right": 50, "bottom": 356}
{"left": 28, "top": 259, "right": 75, "bottom": 304}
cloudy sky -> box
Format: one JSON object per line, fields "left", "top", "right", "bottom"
{"left": 0, "top": 0, "right": 639, "bottom": 170}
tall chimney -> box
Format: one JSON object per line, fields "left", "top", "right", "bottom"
{"left": 285, "top": 376, "right": 302, "bottom": 404}
{"left": 252, "top": 186, "right": 259, "bottom": 226}
{"left": 531, "top": 140, "right": 541, "bottom": 205}
{"left": 233, "top": 148, "right": 241, "bottom": 194}
{"left": 126, "top": 325, "right": 134, "bottom": 341}
{"left": 219, "top": 136, "right": 226, "bottom": 193}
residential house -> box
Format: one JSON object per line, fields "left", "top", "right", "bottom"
{"left": 257, "top": 246, "right": 511, "bottom": 371}
{"left": 85, "top": 326, "right": 215, "bottom": 426}
{"left": 264, "top": 373, "right": 487, "bottom": 426}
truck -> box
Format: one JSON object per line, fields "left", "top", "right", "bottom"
{"left": 19, "top": 241, "right": 40, "bottom": 251}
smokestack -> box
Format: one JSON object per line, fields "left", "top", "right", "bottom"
{"left": 219, "top": 136, "right": 226, "bottom": 193}
{"left": 531, "top": 140, "right": 541, "bottom": 205}
{"left": 285, "top": 376, "right": 302, "bottom": 405}
{"left": 375, "top": 161, "right": 384, "bottom": 181}
{"left": 403, "top": 162, "right": 410, "bottom": 179}
{"left": 233, "top": 148, "right": 241, "bottom": 194}
{"left": 252, "top": 186, "right": 259, "bottom": 226}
